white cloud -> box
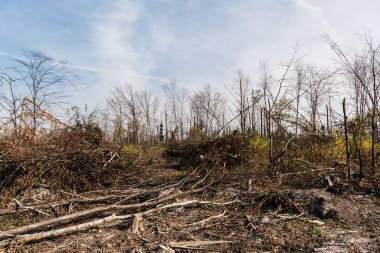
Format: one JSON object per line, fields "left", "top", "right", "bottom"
{"left": 67, "top": 0, "right": 161, "bottom": 108}
{"left": 293, "top": 0, "right": 329, "bottom": 26}
{"left": 90, "top": 1, "right": 150, "bottom": 84}
{"left": 3, "top": 0, "right": 380, "bottom": 110}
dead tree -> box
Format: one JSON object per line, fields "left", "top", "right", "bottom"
{"left": 12, "top": 50, "right": 74, "bottom": 138}
{"left": 294, "top": 64, "right": 305, "bottom": 137}
{"left": 303, "top": 65, "right": 334, "bottom": 134}
{"left": 326, "top": 34, "right": 380, "bottom": 174}
{"left": 0, "top": 73, "right": 22, "bottom": 138}
{"left": 226, "top": 70, "right": 251, "bottom": 133}
{"left": 162, "top": 80, "right": 187, "bottom": 140}
{"left": 108, "top": 85, "right": 141, "bottom": 144}
{"left": 343, "top": 98, "right": 351, "bottom": 178}
{"left": 190, "top": 84, "right": 227, "bottom": 136}
{"left": 138, "top": 89, "right": 160, "bottom": 143}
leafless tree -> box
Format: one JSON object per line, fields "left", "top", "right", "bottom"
{"left": 227, "top": 70, "right": 251, "bottom": 133}
{"left": 162, "top": 80, "right": 187, "bottom": 140}
{"left": 138, "top": 89, "right": 160, "bottom": 143}
{"left": 190, "top": 84, "right": 227, "bottom": 135}
{"left": 108, "top": 84, "right": 141, "bottom": 144}
{"left": 294, "top": 64, "right": 305, "bottom": 137}
{"left": 303, "top": 65, "right": 334, "bottom": 134}
{"left": 261, "top": 50, "right": 297, "bottom": 176}
{"left": 12, "top": 50, "right": 74, "bottom": 137}
{"left": 0, "top": 73, "right": 22, "bottom": 137}
{"left": 326, "top": 34, "right": 380, "bottom": 173}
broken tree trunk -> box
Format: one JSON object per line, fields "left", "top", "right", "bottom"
{"left": 128, "top": 213, "right": 144, "bottom": 234}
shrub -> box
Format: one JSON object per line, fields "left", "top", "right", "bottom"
{"left": 122, "top": 144, "right": 141, "bottom": 158}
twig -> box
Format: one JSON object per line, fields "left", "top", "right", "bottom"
{"left": 169, "top": 240, "right": 235, "bottom": 249}
{"left": 186, "top": 210, "right": 227, "bottom": 227}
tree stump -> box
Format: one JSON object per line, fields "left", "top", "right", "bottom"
{"left": 128, "top": 213, "right": 145, "bottom": 234}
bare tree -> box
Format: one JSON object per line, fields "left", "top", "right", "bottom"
{"left": 12, "top": 50, "right": 74, "bottom": 137}
{"left": 190, "top": 84, "right": 227, "bottom": 135}
{"left": 303, "top": 65, "right": 334, "bottom": 134}
{"left": 138, "top": 89, "right": 160, "bottom": 143}
{"left": 0, "top": 73, "right": 22, "bottom": 138}
{"left": 162, "top": 80, "right": 187, "bottom": 140}
{"left": 261, "top": 51, "right": 297, "bottom": 176}
{"left": 294, "top": 64, "right": 305, "bottom": 137}
{"left": 227, "top": 70, "right": 251, "bottom": 133}
{"left": 108, "top": 84, "right": 141, "bottom": 144}
{"left": 326, "top": 34, "right": 380, "bottom": 173}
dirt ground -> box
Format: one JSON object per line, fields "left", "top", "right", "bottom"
{"left": 1, "top": 161, "right": 380, "bottom": 253}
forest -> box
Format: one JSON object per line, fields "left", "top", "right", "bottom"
{"left": 0, "top": 35, "right": 379, "bottom": 252}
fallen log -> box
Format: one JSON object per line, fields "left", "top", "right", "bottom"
{"left": 0, "top": 191, "right": 182, "bottom": 241}
{"left": 0, "top": 200, "right": 237, "bottom": 247}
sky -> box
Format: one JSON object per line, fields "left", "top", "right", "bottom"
{"left": 0, "top": 0, "right": 380, "bottom": 111}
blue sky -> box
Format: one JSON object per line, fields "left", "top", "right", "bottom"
{"left": 0, "top": 0, "right": 380, "bottom": 110}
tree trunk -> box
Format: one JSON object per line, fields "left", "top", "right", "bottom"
{"left": 343, "top": 98, "right": 350, "bottom": 178}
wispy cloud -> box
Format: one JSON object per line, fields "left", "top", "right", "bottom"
{"left": 1, "top": 0, "right": 380, "bottom": 109}
{"left": 89, "top": 1, "right": 154, "bottom": 85}
{"left": 293, "top": 0, "right": 329, "bottom": 26}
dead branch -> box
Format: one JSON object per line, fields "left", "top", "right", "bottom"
{"left": 0, "top": 192, "right": 140, "bottom": 217}
{"left": 169, "top": 240, "right": 235, "bottom": 249}
{"left": 13, "top": 198, "right": 51, "bottom": 217}
{"left": 186, "top": 210, "right": 227, "bottom": 227}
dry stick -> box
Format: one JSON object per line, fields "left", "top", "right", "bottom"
{"left": 270, "top": 136, "right": 294, "bottom": 175}
{"left": 116, "top": 164, "right": 203, "bottom": 205}
{"left": 13, "top": 199, "right": 51, "bottom": 217}
{"left": 169, "top": 240, "right": 235, "bottom": 249}
{"left": 280, "top": 167, "right": 336, "bottom": 176}
{"left": 186, "top": 210, "right": 227, "bottom": 227}
{"left": 270, "top": 213, "right": 324, "bottom": 225}
{"left": 0, "top": 200, "right": 236, "bottom": 247}
{"left": 77, "top": 188, "right": 141, "bottom": 196}
{"left": 102, "top": 146, "right": 123, "bottom": 169}
{"left": 102, "top": 152, "right": 118, "bottom": 169}
{"left": 0, "top": 193, "right": 139, "bottom": 217}
{"left": 190, "top": 167, "right": 214, "bottom": 190}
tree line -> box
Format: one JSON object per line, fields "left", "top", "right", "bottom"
{"left": 1, "top": 35, "right": 380, "bottom": 175}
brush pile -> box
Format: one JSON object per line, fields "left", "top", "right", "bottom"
{"left": 0, "top": 125, "right": 131, "bottom": 204}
